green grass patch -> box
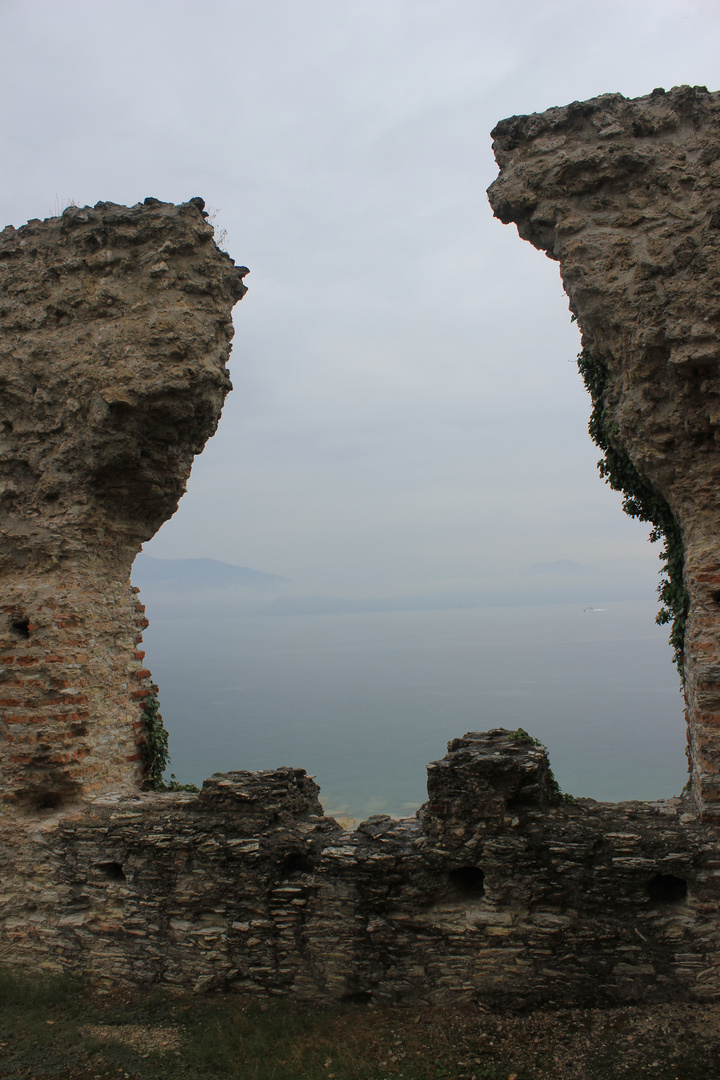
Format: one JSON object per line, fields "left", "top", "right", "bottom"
{"left": 1, "top": 969, "right": 720, "bottom": 1079}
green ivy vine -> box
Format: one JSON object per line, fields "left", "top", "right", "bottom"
{"left": 141, "top": 693, "right": 200, "bottom": 793}
{"left": 576, "top": 349, "right": 689, "bottom": 673}
{"left": 506, "top": 728, "right": 573, "bottom": 802}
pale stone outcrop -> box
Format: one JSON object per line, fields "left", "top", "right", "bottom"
{"left": 0, "top": 198, "right": 248, "bottom": 807}
{"left": 487, "top": 85, "right": 720, "bottom": 818}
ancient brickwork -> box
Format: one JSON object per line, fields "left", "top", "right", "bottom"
{"left": 487, "top": 85, "right": 720, "bottom": 818}
{"left": 1, "top": 732, "right": 718, "bottom": 1006}
{"left": 0, "top": 200, "right": 248, "bottom": 807}
{"left": 0, "top": 576, "right": 152, "bottom": 808}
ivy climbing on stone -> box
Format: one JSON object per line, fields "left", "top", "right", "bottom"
{"left": 141, "top": 693, "right": 199, "bottom": 792}
{"left": 576, "top": 349, "right": 689, "bottom": 674}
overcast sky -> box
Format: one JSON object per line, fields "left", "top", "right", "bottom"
{"left": 2, "top": 0, "right": 720, "bottom": 604}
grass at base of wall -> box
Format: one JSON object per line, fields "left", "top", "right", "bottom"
{"left": 1, "top": 969, "right": 719, "bottom": 1080}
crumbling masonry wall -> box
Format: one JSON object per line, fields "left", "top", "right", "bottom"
{"left": 0, "top": 199, "right": 247, "bottom": 807}
{"left": 3, "top": 148, "right": 720, "bottom": 1008}
{"left": 487, "top": 85, "right": 720, "bottom": 819}
{"left": 1, "top": 731, "right": 720, "bottom": 1006}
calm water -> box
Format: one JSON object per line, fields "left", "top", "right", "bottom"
{"left": 141, "top": 600, "right": 687, "bottom": 820}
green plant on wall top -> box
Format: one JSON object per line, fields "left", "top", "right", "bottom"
{"left": 576, "top": 349, "right": 689, "bottom": 674}
{"left": 141, "top": 693, "right": 199, "bottom": 793}
{"left": 506, "top": 728, "right": 574, "bottom": 802}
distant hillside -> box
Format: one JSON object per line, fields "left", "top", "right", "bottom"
{"left": 132, "top": 554, "right": 290, "bottom": 590}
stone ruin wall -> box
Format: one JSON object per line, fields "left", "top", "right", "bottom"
{"left": 487, "top": 84, "right": 720, "bottom": 821}
{"left": 3, "top": 92, "right": 720, "bottom": 1005}
{"left": 0, "top": 199, "right": 247, "bottom": 808}
{"left": 2, "top": 731, "right": 720, "bottom": 1007}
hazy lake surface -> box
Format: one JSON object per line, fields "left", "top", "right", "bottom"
{"left": 141, "top": 600, "right": 687, "bottom": 820}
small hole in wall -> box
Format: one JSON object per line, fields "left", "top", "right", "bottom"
{"left": 647, "top": 873, "right": 687, "bottom": 904}
{"left": 95, "top": 861, "right": 126, "bottom": 881}
{"left": 10, "top": 617, "right": 30, "bottom": 638}
{"left": 710, "top": 590, "right": 720, "bottom": 606}
{"left": 447, "top": 866, "right": 485, "bottom": 899}
{"left": 279, "top": 853, "right": 314, "bottom": 878}
{"left": 17, "top": 775, "right": 82, "bottom": 813}
{"left": 34, "top": 791, "right": 64, "bottom": 810}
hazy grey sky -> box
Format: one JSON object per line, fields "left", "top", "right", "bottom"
{"left": 3, "top": 0, "right": 720, "bottom": 602}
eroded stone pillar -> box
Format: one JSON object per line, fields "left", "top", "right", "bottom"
{"left": 0, "top": 198, "right": 247, "bottom": 808}
{"left": 487, "top": 85, "right": 720, "bottom": 817}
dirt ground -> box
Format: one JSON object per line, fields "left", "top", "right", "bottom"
{"left": 2, "top": 977, "right": 720, "bottom": 1080}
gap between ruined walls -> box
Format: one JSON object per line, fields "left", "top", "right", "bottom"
{"left": 3, "top": 84, "right": 720, "bottom": 1005}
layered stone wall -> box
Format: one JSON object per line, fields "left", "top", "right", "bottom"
{"left": 3, "top": 126, "right": 720, "bottom": 1006}
{"left": 0, "top": 200, "right": 248, "bottom": 807}
{"left": 1, "top": 731, "right": 719, "bottom": 1006}
{"left": 487, "top": 85, "right": 720, "bottom": 818}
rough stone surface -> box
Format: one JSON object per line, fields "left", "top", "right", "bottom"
{"left": 1, "top": 731, "right": 718, "bottom": 1007}
{"left": 4, "top": 182, "right": 719, "bottom": 1007}
{"left": 487, "top": 85, "right": 720, "bottom": 818}
{"left": 0, "top": 199, "right": 248, "bottom": 807}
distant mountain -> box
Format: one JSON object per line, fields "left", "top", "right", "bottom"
{"left": 525, "top": 560, "right": 590, "bottom": 577}
{"left": 132, "top": 554, "right": 290, "bottom": 590}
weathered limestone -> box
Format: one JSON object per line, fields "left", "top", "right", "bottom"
{"left": 487, "top": 85, "right": 720, "bottom": 818}
{"left": 1, "top": 731, "right": 717, "bottom": 1006}
{"left": 0, "top": 199, "right": 248, "bottom": 807}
